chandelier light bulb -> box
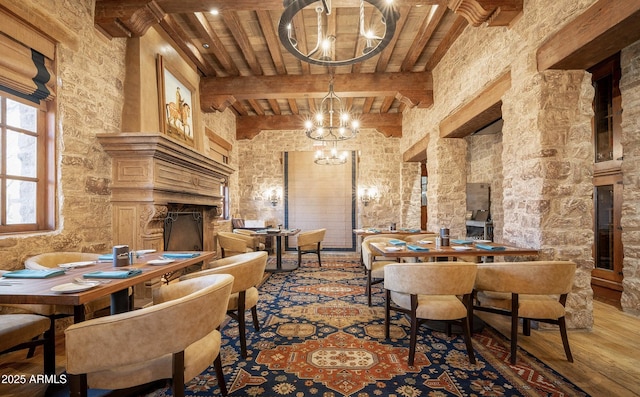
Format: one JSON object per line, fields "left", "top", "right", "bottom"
{"left": 304, "top": 74, "right": 359, "bottom": 142}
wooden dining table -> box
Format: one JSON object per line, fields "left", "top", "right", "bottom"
{"left": 257, "top": 228, "right": 300, "bottom": 271}
{"left": 370, "top": 241, "right": 539, "bottom": 262}
{"left": 0, "top": 251, "right": 215, "bottom": 375}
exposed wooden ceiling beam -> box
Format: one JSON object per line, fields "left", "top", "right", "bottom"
{"left": 401, "top": 4, "right": 447, "bottom": 72}
{"left": 537, "top": 0, "right": 640, "bottom": 71}
{"left": 236, "top": 113, "right": 403, "bottom": 140}
{"left": 200, "top": 72, "right": 433, "bottom": 111}
{"left": 439, "top": 70, "right": 510, "bottom": 138}
{"left": 222, "top": 11, "right": 263, "bottom": 76}
{"left": 403, "top": 134, "right": 430, "bottom": 162}
{"left": 256, "top": 10, "right": 287, "bottom": 75}
{"left": 425, "top": 14, "right": 467, "bottom": 71}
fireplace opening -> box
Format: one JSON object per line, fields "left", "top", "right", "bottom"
{"left": 164, "top": 211, "right": 203, "bottom": 251}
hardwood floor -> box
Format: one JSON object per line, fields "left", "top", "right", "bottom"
{"left": 476, "top": 300, "right": 640, "bottom": 397}
{"left": 2, "top": 257, "right": 639, "bottom": 396}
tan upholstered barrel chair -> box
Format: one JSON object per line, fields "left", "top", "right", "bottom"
{"left": 217, "top": 231, "right": 262, "bottom": 257}
{"left": 473, "top": 261, "right": 577, "bottom": 364}
{"left": 361, "top": 236, "right": 398, "bottom": 306}
{"left": 180, "top": 251, "right": 268, "bottom": 358}
{"left": 25, "top": 252, "right": 131, "bottom": 319}
{"left": 0, "top": 313, "right": 53, "bottom": 374}
{"left": 296, "top": 228, "right": 326, "bottom": 266}
{"left": 65, "top": 273, "right": 234, "bottom": 397}
{"left": 384, "top": 262, "right": 478, "bottom": 366}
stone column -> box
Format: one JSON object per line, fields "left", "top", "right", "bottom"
{"left": 502, "top": 70, "right": 594, "bottom": 328}
{"left": 620, "top": 41, "right": 640, "bottom": 316}
{"left": 426, "top": 137, "right": 467, "bottom": 238}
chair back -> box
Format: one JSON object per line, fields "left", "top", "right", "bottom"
{"left": 25, "top": 252, "right": 100, "bottom": 270}
{"left": 217, "top": 231, "right": 253, "bottom": 256}
{"left": 361, "top": 237, "right": 396, "bottom": 269}
{"left": 475, "top": 261, "right": 576, "bottom": 295}
{"left": 403, "top": 233, "right": 438, "bottom": 242}
{"left": 363, "top": 233, "right": 403, "bottom": 240}
{"left": 297, "top": 228, "right": 326, "bottom": 248}
{"left": 180, "top": 251, "right": 268, "bottom": 293}
{"left": 65, "top": 273, "right": 233, "bottom": 375}
{"left": 384, "top": 262, "right": 478, "bottom": 296}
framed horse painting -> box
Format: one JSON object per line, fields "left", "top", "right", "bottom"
{"left": 157, "top": 55, "right": 194, "bottom": 146}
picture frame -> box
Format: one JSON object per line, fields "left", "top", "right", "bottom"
{"left": 157, "top": 55, "right": 194, "bottom": 146}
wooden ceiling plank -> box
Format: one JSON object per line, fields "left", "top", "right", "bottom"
{"left": 189, "top": 12, "right": 239, "bottom": 76}
{"left": 159, "top": 15, "right": 217, "bottom": 76}
{"left": 401, "top": 4, "right": 448, "bottom": 72}
{"left": 288, "top": 99, "right": 300, "bottom": 115}
{"left": 236, "top": 112, "right": 403, "bottom": 140}
{"left": 268, "top": 99, "right": 282, "bottom": 115}
{"left": 536, "top": 0, "right": 640, "bottom": 71}
{"left": 248, "top": 99, "right": 265, "bottom": 116}
{"left": 425, "top": 14, "right": 467, "bottom": 71}
{"left": 439, "top": 70, "right": 510, "bottom": 138}
{"left": 222, "top": 11, "right": 263, "bottom": 76}
{"left": 292, "top": 11, "right": 311, "bottom": 75}
{"left": 256, "top": 10, "right": 288, "bottom": 75}
{"left": 362, "top": 97, "right": 375, "bottom": 113}
{"left": 376, "top": 5, "right": 411, "bottom": 72}
{"left": 231, "top": 100, "right": 249, "bottom": 116}
{"left": 380, "top": 96, "right": 395, "bottom": 113}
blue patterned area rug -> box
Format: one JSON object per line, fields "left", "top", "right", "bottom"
{"left": 151, "top": 257, "right": 589, "bottom": 397}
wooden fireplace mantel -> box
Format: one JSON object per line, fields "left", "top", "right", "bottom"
{"left": 97, "top": 132, "right": 235, "bottom": 251}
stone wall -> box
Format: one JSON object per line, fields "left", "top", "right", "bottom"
{"left": 235, "top": 129, "right": 402, "bottom": 232}
{"left": 400, "top": 0, "right": 606, "bottom": 327}
{"left": 0, "top": 0, "right": 126, "bottom": 270}
{"left": 620, "top": 41, "right": 640, "bottom": 315}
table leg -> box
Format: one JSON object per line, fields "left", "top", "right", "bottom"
{"left": 276, "top": 235, "right": 282, "bottom": 270}
{"left": 111, "top": 290, "right": 130, "bottom": 315}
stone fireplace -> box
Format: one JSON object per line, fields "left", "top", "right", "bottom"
{"left": 97, "top": 132, "right": 234, "bottom": 254}
{"left": 98, "top": 133, "right": 234, "bottom": 303}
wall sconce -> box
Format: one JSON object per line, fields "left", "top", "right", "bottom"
{"left": 359, "top": 187, "right": 378, "bottom": 206}
{"left": 267, "top": 189, "right": 280, "bottom": 206}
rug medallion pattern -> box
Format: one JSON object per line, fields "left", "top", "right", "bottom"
{"left": 157, "top": 257, "right": 589, "bottom": 397}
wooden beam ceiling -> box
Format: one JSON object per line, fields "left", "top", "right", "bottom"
{"left": 200, "top": 72, "right": 433, "bottom": 111}
{"left": 537, "top": 0, "right": 640, "bottom": 71}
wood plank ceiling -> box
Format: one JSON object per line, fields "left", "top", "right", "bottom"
{"left": 94, "top": 0, "right": 522, "bottom": 139}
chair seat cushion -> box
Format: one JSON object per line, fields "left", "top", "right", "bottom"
{"left": 227, "top": 287, "right": 259, "bottom": 311}
{"left": 476, "top": 292, "right": 566, "bottom": 319}
{"left": 370, "top": 261, "right": 397, "bottom": 278}
{"left": 88, "top": 329, "right": 221, "bottom": 390}
{"left": 0, "top": 314, "right": 50, "bottom": 352}
{"left": 391, "top": 292, "right": 467, "bottom": 320}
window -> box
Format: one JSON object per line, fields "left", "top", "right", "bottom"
{"left": 0, "top": 93, "right": 52, "bottom": 233}
{"left": 590, "top": 53, "right": 622, "bottom": 172}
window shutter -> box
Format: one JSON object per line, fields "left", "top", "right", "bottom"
{"left": 0, "top": 32, "right": 55, "bottom": 103}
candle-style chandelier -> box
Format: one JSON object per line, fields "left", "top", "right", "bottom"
{"left": 314, "top": 142, "right": 349, "bottom": 165}
{"left": 278, "top": 0, "right": 399, "bottom": 67}
{"left": 304, "top": 72, "right": 359, "bottom": 141}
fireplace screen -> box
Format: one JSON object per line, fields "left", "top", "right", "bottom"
{"left": 164, "top": 212, "right": 203, "bottom": 251}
